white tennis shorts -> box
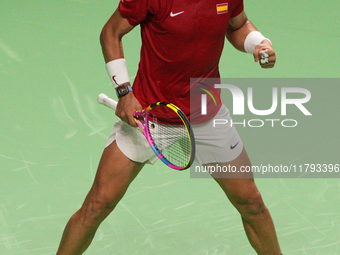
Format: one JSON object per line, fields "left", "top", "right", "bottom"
{"left": 106, "top": 104, "right": 243, "bottom": 165}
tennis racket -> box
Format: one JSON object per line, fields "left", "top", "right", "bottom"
{"left": 97, "top": 93, "right": 195, "bottom": 170}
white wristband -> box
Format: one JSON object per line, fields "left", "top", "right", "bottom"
{"left": 244, "top": 31, "right": 272, "bottom": 54}
{"left": 106, "top": 58, "right": 130, "bottom": 88}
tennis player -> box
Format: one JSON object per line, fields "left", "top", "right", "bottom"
{"left": 56, "top": 0, "right": 282, "bottom": 254}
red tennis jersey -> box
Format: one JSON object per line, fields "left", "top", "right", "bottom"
{"left": 119, "top": 0, "right": 244, "bottom": 123}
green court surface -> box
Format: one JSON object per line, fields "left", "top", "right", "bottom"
{"left": 1, "top": 0, "right": 339, "bottom": 254}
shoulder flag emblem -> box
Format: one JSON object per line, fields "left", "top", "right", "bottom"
{"left": 216, "top": 3, "right": 228, "bottom": 14}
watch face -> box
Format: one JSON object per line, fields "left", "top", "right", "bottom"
{"left": 117, "top": 85, "right": 131, "bottom": 97}
{"left": 119, "top": 87, "right": 128, "bottom": 94}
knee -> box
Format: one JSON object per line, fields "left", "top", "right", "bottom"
{"left": 77, "top": 191, "right": 125, "bottom": 228}
{"left": 233, "top": 190, "right": 266, "bottom": 218}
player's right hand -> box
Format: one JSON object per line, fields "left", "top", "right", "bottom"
{"left": 115, "top": 92, "right": 142, "bottom": 127}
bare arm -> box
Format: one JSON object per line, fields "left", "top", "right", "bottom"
{"left": 226, "top": 11, "right": 276, "bottom": 68}
{"left": 100, "top": 8, "right": 141, "bottom": 126}
{"left": 100, "top": 8, "right": 134, "bottom": 62}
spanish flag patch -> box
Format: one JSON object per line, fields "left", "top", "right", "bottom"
{"left": 216, "top": 3, "right": 228, "bottom": 14}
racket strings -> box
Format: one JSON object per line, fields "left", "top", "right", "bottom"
{"left": 148, "top": 105, "right": 191, "bottom": 168}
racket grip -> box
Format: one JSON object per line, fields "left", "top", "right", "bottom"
{"left": 97, "top": 93, "right": 118, "bottom": 110}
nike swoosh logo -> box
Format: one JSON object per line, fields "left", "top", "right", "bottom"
{"left": 230, "top": 142, "right": 239, "bottom": 150}
{"left": 170, "top": 11, "right": 184, "bottom": 17}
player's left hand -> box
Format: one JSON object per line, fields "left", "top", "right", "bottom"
{"left": 253, "top": 40, "right": 276, "bottom": 69}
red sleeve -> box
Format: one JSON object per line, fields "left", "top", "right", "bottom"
{"left": 119, "top": 0, "right": 149, "bottom": 26}
{"left": 231, "top": 0, "right": 244, "bottom": 18}
{"left": 119, "top": 0, "right": 170, "bottom": 26}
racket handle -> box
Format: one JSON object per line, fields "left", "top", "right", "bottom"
{"left": 97, "top": 93, "right": 118, "bottom": 110}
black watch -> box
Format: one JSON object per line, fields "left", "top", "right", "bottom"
{"left": 116, "top": 85, "right": 133, "bottom": 98}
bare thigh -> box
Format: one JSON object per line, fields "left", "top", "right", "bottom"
{"left": 208, "top": 147, "right": 264, "bottom": 215}
{"left": 79, "top": 141, "right": 145, "bottom": 225}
